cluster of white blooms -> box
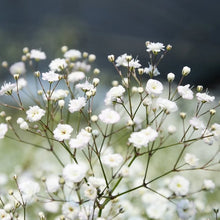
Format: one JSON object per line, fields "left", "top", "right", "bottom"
{"left": 0, "top": 42, "right": 219, "bottom": 220}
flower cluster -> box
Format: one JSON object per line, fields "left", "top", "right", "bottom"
{"left": 0, "top": 42, "right": 219, "bottom": 220}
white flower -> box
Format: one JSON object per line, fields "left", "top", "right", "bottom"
{"left": 74, "top": 61, "right": 91, "bottom": 72}
{"left": 9, "top": 62, "right": 26, "bottom": 75}
{"left": 69, "top": 129, "right": 91, "bottom": 149}
{"left": 156, "top": 98, "right": 178, "bottom": 113}
{"left": 26, "top": 106, "right": 45, "bottom": 122}
{"left": 13, "top": 78, "right": 27, "bottom": 91}
{"left": 146, "top": 42, "right": 165, "bottom": 53}
{"left": 202, "top": 129, "right": 214, "bottom": 145}
{"left": 189, "top": 117, "right": 205, "bottom": 130}
{"left": 76, "top": 81, "right": 94, "bottom": 92}
{"left": 42, "top": 71, "right": 60, "bottom": 82}
{"left": 145, "top": 79, "right": 163, "bottom": 96}
{"left": 98, "top": 108, "right": 120, "bottom": 124}
{"left": 144, "top": 64, "right": 160, "bottom": 76}
{"left": 196, "top": 92, "right": 215, "bottom": 102}
{"left": 30, "top": 49, "right": 46, "bottom": 60}
{"left": 49, "top": 89, "right": 69, "bottom": 101}
{"left": 0, "top": 82, "right": 16, "bottom": 96}
{"left": 168, "top": 125, "right": 176, "bottom": 134}
{"left": 182, "top": 66, "right": 191, "bottom": 76}
{"left": 53, "top": 124, "right": 73, "bottom": 141}
{"left": 17, "top": 117, "right": 24, "bottom": 124}
{"left": 129, "top": 127, "right": 158, "bottom": 148}
{"left": 177, "top": 84, "right": 193, "bottom": 100}
{"left": 104, "top": 85, "right": 126, "bottom": 105}
{"left": 46, "top": 175, "right": 60, "bottom": 193}
{"left": 20, "top": 121, "right": 29, "bottom": 130}
{"left": 19, "top": 180, "right": 40, "bottom": 204}
{"left": 212, "top": 123, "right": 220, "bottom": 139}
{"left": 68, "top": 97, "right": 86, "bottom": 113}
{"left": 146, "top": 202, "right": 167, "bottom": 219}
{"left": 203, "top": 179, "right": 215, "bottom": 191}
{"left": 128, "top": 59, "right": 141, "bottom": 68}
{"left": 64, "top": 49, "right": 81, "bottom": 60}
{"left": 83, "top": 184, "right": 97, "bottom": 200}
{"left": 184, "top": 153, "right": 199, "bottom": 167}
{"left": 176, "top": 199, "right": 196, "bottom": 220}
{"left": 169, "top": 175, "right": 189, "bottom": 196}
{"left": 115, "top": 53, "right": 127, "bottom": 67}
{"left": 68, "top": 71, "right": 85, "bottom": 83}
{"left": 88, "top": 177, "right": 105, "bottom": 188}
{"left": 0, "top": 209, "right": 11, "bottom": 220}
{"left": 63, "top": 163, "right": 87, "bottom": 183}
{"left": 102, "top": 153, "right": 123, "bottom": 167}
{"left": 0, "top": 123, "right": 8, "bottom": 139}
{"left": 62, "top": 202, "right": 80, "bottom": 219}
{"left": 49, "top": 58, "right": 67, "bottom": 72}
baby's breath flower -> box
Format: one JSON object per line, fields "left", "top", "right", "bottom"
{"left": 108, "top": 54, "right": 115, "bottom": 62}
{"left": 68, "top": 71, "right": 85, "bottom": 83}
{"left": 9, "top": 62, "right": 26, "bottom": 75}
{"left": 203, "top": 179, "right": 215, "bottom": 191}
{"left": 26, "top": 106, "right": 46, "bottom": 122}
{"left": 68, "top": 97, "right": 86, "bottom": 113}
{"left": 53, "top": 124, "right": 73, "bottom": 141}
{"left": 2, "top": 61, "right": 8, "bottom": 68}
{"left": 196, "top": 92, "right": 215, "bottom": 102}
{"left": 88, "top": 54, "right": 96, "bottom": 62}
{"left": 167, "top": 72, "right": 175, "bottom": 82}
{"left": 45, "top": 175, "right": 60, "bottom": 193}
{"left": 0, "top": 123, "right": 8, "bottom": 139}
{"left": 182, "top": 66, "right": 191, "bottom": 76}
{"left": 104, "top": 85, "right": 125, "bottom": 105}
{"left": 64, "top": 49, "right": 81, "bottom": 60}
{"left": 146, "top": 42, "right": 165, "bottom": 53}
{"left": 144, "top": 64, "right": 160, "bottom": 76}
{"left": 42, "top": 71, "right": 60, "bottom": 82}
{"left": 102, "top": 153, "right": 123, "bottom": 168}
{"left": 168, "top": 125, "right": 177, "bottom": 134}
{"left": 178, "top": 84, "right": 194, "bottom": 100}
{"left": 98, "top": 108, "right": 120, "bottom": 124}
{"left": 62, "top": 202, "right": 80, "bottom": 219}
{"left": 83, "top": 184, "right": 97, "bottom": 200}
{"left": 176, "top": 200, "right": 196, "bottom": 220}
{"left": 184, "top": 153, "right": 199, "bottom": 167}
{"left": 145, "top": 79, "right": 163, "bottom": 96}
{"left": 30, "top": 49, "right": 46, "bottom": 60}
{"left": 49, "top": 58, "right": 67, "bottom": 72}
{"left": 156, "top": 98, "right": 178, "bottom": 113}
{"left": 189, "top": 117, "right": 205, "bottom": 130}
{"left": 0, "top": 82, "right": 16, "bottom": 96}
{"left": 13, "top": 78, "right": 27, "bottom": 91}
{"left": 169, "top": 175, "right": 189, "bottom": 196}
{"left": 20, "top": 121, "right": 29, "bottom": 130}
{"left": 88, "top": 177, "right": 105, "bottom": 188}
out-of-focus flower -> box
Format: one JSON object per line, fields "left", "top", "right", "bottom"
{"left": 144, "top": 64, "right": 160, "bottom": 76}
{"left": 156, "top": 98, "right": 178, "bottom": 113}
{"left": 196, "top": 92, "right": 215, "bottom": 102}
{"left": 42, "top": 71, "right": 60, "bottom": 82}
{"left": 62, "top": 202, "right": 80, "bottom": 219}
{"left": 203, "top": 179, "right": 215, "bottom": 191}
{"left": 30, "top": 49, "right": 46, "bottom": 60}
{"left": 46, "top": 175, "right": 60, "bottom": 193}
{"left": 0, "top": 82, "right": 16, "bottom": 96}
{"left": 64, "top": 49, "right": 81, "bottom": 60}
{"left": 176, "top": 199, "right": 196, "bottom": 220}
{"left": 0, "top": 123, "right": 8, "bottom": 139}
{"left": 102, "top": 153, "right": 123, "bottom": 167}
{"left": 177, "top": 85, "right": 193, "bottom": 100}
{"left": 13, "top": 78, "right": 27, "bottom": 91}
{"left": 49, "top": 58, "right": 67, "bottom": 72}
{"left": 83, "top": 184, "right": 97, "bottom": 200}
{"left": 104, "top": 85, "right": 125, "bottom": 105}
{"left": 68, "top": 71, "right": 85, "bottom": 83}
{"left": 146, "top": 42, "right": 165, "bottom": 53}
{"left": 98, "top": 108, "right": 120, "bottom": 124}
{"left": 169, "top": 175, "right": 189, "bottom": 196}
{"left": 9, "top": 62, "right": 26, "bottom": 75}
{"left": 184, "top": 153, "right": 199, "bottom": 167}
{"left": 68, "top": 97, "right": 86, "bottom": 113}
{"left": 189, "top": 117, "right": 205, "bottom": 130}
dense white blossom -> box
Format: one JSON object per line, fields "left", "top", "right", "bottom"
{"left": 74, "top": 61, "right": 91, "bottom": 72}
{"left": 0, "top": 209, "right": 11, "bottom": 220}
{"left": 42, "top": 71, "right": 60, "bottom": 82}
{"left": 30, "top": 49, "right": 46, "bottom": 60}
{"left": 144, "top": 64, "right": 160, "bottom": 76}
{"left": 0, "top": 82, "right": 16, "bottom": 96}
{"left": 0, "top": 123, "right": 8, "bottom": 139}
{"left": 98, "top": 108, "right": 120, "bottom": 124}
{"left": 177, "top": 84, "right": 194, "bottom": 100}
{"left": 189, "top": 117, "right": 205, "bottom": 130}
{"left": 62, "top": 202, "right": 80, "bottom": 219}
{"left": 156, "top": 98, "right": 178, "bottom": 113}
{"left": 64, "top": 49, "right": 81, "bottom": 60}
{"left": 203, "top": 179, "right": 215, "bottom": 191}
{"left": 83, "top": 184, "right": 97, "bottom": 200}
{"left": 104, "top": 85, "right": 125, "bottom": 105}
{"left": 184, "top": 153, "right": 199, "bottom": 167}
{"left": 69, "top": 129, "right": 91, "bottom": 149}
{"left": 145, "top": 79, "right": 163, "bottom": 96}
{"left": 146, "top": 42, "right": 165, "bottom": 53}
{"left": 46, "top": 175, "right": 60, "bottom": 193}
{"left": 26, "top": 106, "right": 45, "bottom": 122}
{"left": 53, "top": 124, "right": 73, "bottom": 141}
{"left": 63, "top": 163, "right": 87, "bottom": 183}
{"left": 196, "top": 92, "right": 215, "bottom": 102}
{"left": 88, "top": 177, "right": 105, "bottom": 188}
{"left": 169, "top": 175, "right": 189, "bottom": 196}
{"left": 49, "top": 58, "right": 67, "bottom": 72}
{"left": 102, "top": 153, "right": 123, "bottom": 167}
{"left": 9, "top": 62, "right": 26, "bottom": 75}
{"left": 68, "top": 97, "right": 86, "bottom": 113}
{"left": 68, "top": 71, "right": 85, "bottom": 83}
{"left": 76, "top": 81, "right": 94, "bottom": 92}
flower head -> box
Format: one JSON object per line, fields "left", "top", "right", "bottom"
{"left": 53, "top": 124, "right": 73, "bottom": 141}
{"left": 102, "top": 153, "right": 123, "bottom": 167}
{"left": 146, "top": 42, "right": 165, "bottom": 53}
{"left": 64, "top": 49, "right": 81, "bottom": 60}
{"left": 42, "top": 71, "right": 60, "bottom": 82}
{"left": 169, "top": 175, "right": 189, "bottom": 196}
{"left": 9, "top": 62, "right": 26, "bottom": 75}
{"left": 98, "top": 108, "right": 120, "bottom": 124}
{"left": 144, "top": 64, "right": 160, "bottom": 76}
{"left": 196, "top": 92, "right": 215, "bottom": 102}
{"left": 0, "top": 82, "right": 16, "bottom": 96}
{"left": 26, "top": 106, "right": 45, "bottom": 122}
{"left": 0, "top": 123, "right": 8, "bottom": 139}
{"left": 68, "top": 71, "right": 85, "bottom": 83}
{"left": 145, "top": 79, "right": 163, "bottom": 96}
{"left": 68, "top": 97, "right": 86, "bottom": 113}
{"left": 49, "top": 58, "right": 67, "bottom": 72}
{"left": 178, "top": 84, "right": 193, "bottom": 100}
{"left": 30, "top": 49, "right": 46, "bottom": 60}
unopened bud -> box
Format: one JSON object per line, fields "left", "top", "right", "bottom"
{"left": 138, "top": 68, "right": 144, "bottom": 75}
{"left": 132, "top": 86, "right": 138, "bottom": 93}
{"left": 108, "top": 54, "right": 115, "bottom": 62}
{"left": 0, "top": 111, "right": 6, "bottom": 117}
{"left": 85, "top": 126, "right": 92, "bottom": 133}
{"left": 122, "top": 78, "right": 129, "bottom": 87}
{"left": 180, "top": 112, "right": 186, "bottom": 119}
{"left": 23, "top": 47, "right": 29, "bottom": 54}
{"left": 14, "top": 74, "right": 19, "bottom": 80}
{"left": 35, "top": 71, "right": 40, "bottom": 77}
{"left": 168, "top": 125, "right": 177, "bottom": 134}
{"left": 61, "top": 46, "right": 68, "bottom": 53}
{"left": 210, "top": 109, "right": 216, "bottom": 115}
{"left": 197, "top": 85, "right": 203, "bottom": 92}
{"left": 1, "top": 61, "right": 8, "bottom": 68}
{"left": 37, "top": 90, "right": 43, "bottom": 95}
{"left": 112, "top": 80, "right": 119, "bottom": 87}
{"left": 6, "top": 116, "right": 12, "bottom": 121}
{"left": 93, "top": 68, "right": 100, "bottom": 75}
{"left": 137, "top": 87, "right": 144, "bottom": 94}
{"left": 166, "top": 44, "right": 172, "bottom": 51}
{"left": 83, "top": 52, "right": 88, "bottom": 58}
{"left": 127, "top": 119, "right": 134, "bottom": 126}
{"left": 167, "top": 72, "right": 175, "bottom": 82}
{"left": 125, "top": 55, "right": 132, "bottom": 62}
{"left": 145, "top": 41, "right": 150, "bottom": 47}
{"left": 8, "top": 189, "right": 14, "bottom": 195}
{"left": 88, "top": 54, "right": 96, "bottom": 62}
{"left": 41, "top": 176, "right": 46, "bottom": 182}
{"left": 58, "top": 100, "right": 65, "bottom": 108}
{"left": 182, "top": 66, "right": 191, "bottom": 76}
{"left": 91, "top": 115, "right": 98, "bottom": 122}
{"left": 21, "top": 55, "right": 27, "bottom": 62}
{"left": 93, "top": 78, "right": 100, "bottom": 86}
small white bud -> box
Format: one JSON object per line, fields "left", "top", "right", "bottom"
{"left": 4, "top": 203, "right": 13, "bottom": 213}
{"left": 0, "top": 111, "right": 6, "bottom": 117}
{"left": 112, "top": 80, "right": 119, "bottom": 87}
{"left": 14, "top": 74, "right": 19, "bottom": 80}
{"left": 83, "top": 52, "right": 88, "bottom": 58}
{"left": 108, "top": 54, "right": 115, "bottom": 62}
{"left": 86, "top": 91, "right": 93, "bottom": 97}
{"left": 6, "top": 116, "right": 12, "bottom": 121}
{"left": 137, "top": 87, "right": 144, "bottom": 94}
{"left": 167, "top": 72, "right": 175, "bottom": 82}
{"left": 92, "top": 129, "right": 99, "bottom": 137}
{"left": 122, "top": 78, "right": 129, "bottom": 87}
{"left": 85, "top": 126, "right": 92, "bottom": 133}
{"left": 168, "top": 125, "right": 176, "bottom": 134}
{"left": 88, "top": 54, "right": 96, "bottom": 62}
{"left": 125, "top": 55, "right": 132, "bottom": 62}
{"left": 93, "top": 68, "right": 100, "bottom": 75}
{"left": 138, "top": 68, "right": 144, "bottom": 75}
{"left": 197, "top": 85, "right": 203, "bottom": 92}
{"left": 145, "top": 41, "right": 151, "bottom": 47}
{"left": 132, "top": 86, "right": 138, "bottom": 93}
{"left": 58, "top": 100, "right": 65, "bottom": 108}
{"left": 17, "top": 117, "right": 24, "bottom": 124}
{"left": 61, "top": 46, "right": 68, "bottom": 53}
{"left": 2, "top": 61, "right": 8, "bottom": 68}
{"left": 91, "top": 115, "right": 98, "bottom": 122}
{"left": 210, "top": 109, "right": 216, "bottom": 115}
{"left": 127, "top": 119, "right": 134, "bottom": 126}
{"left": 166, "top": 44, "right": 172, "bottom": 51}
{"left": 23, "top": 47, "right": 29, "bottom": 54}
{"left": 182, "top": 66, "right": 191, "bottom": 76}
{"left": 20, "top": 122, "right": 29, "bottom": 130}
{"left": 180, "top": 112, "right": 186, "bottom": 119}
{"left": 93, "top": 78, "right": 100, "bottom": 86}
{"left": 21, "top": 55, "right": 27, "bottom": 62}
{"left": 35, "top": 71, "right": 40, "bottom": 77}
{"left": 37, "top": 90, "right": 43, "bottom": 95}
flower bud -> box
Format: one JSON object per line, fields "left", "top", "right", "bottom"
{"left": 1, "top": 61, "right": 8, "bottom": 68}
{"left": 59, "top": 177, "right": 65, "bottom": 185}
{"left": 35, "top": 71, "right": 40, "bottom": 77}
{"left": 20, "top": 122, "right": 29, "bottom": 130}
{"left": 168, "top": 125, "right": 176, "bottom": 134}
{"left": 58, "top": 100, "right": 65, "bottom": 108}
{"left": 61, "top": 46, "right": 68, "bottom": 53}
{"left": 132, "top": 86, "right": 138, "bottom": 93}
{"left": 23, "top": 47, "right": 29, "bottom": 54}
{"left": 125, "top": 55, "right": 132, "bottom": 62}
{"left": 83, "top": 52, "right": 88, "bottom": 58}
{"left": 14, "top": 74, "right": 19, "bottom": 80}
{"left": 41, "top": 176, "right": 46, "bottom": 182}
{"left": 145, "top": 41, "right": 150, "bottom": 47}
{"left": 26, "top": 53, "right": 31, "bottom": 59}
{"left": 8, "top": 189, "right": 14, "bottom": 195}
{"left": 182, "top": 66, "right": 191, "bottom": 76}
{"left": 88, "top": 54, "right": 96, "bottom": 62}
{"left": 138, "top": 68, "right": 144, "bottom": 75}
{"left": 38, "top": 212, "right": 46, "bottom": 220}
{"left": 93, "top": 78, "right": 100, "bottom": 86}
{"left": 85, "top": 126, "right": 92, "bottom": 133}
{"left": 197, "top": 85, "right": 203, "bottom": 92}
{"left": 180, "top": 112, "right": 186, "bottom": 119}
{"left": 210, "top": 109, "right": 216, "bottom": 115}
{"left": 92, "top": 129, "right": 99, "bottom": 137}
{"left": 4, "top": 203, "right": 13, "bottom": 213}
{"left": 37, "top": 90, "right": 43, "bottom": 95}
{"left": 167, "top": 72, "right": 175, "bottom": 82}
{"left": 127, "top": 119, "right": 134, "bottom": 126}
{"left": 21, "top": 55, "right": 27, "bottom": 62}
{"left": 166, "top": 44, "right": 172, "bottom": 51}
{"left": 112, "top": 80, "right": 118, "bottom": 87}
{"left": 91, "top": 115, "right": 98, "bottom": 122}
{"left": 108, "top": 54, "right": 115, "bottom": 62}
{"left": 0, "top": 111, "right": 6, "bottom": 117}
{"left": 93, "top": 68, "right": 100, "bottom": 75}
{"left": 137, "top": 87, "right": 144, "bottom": 94}
{"left": 6, "top": 116, "right": 12, "bottom": 121}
